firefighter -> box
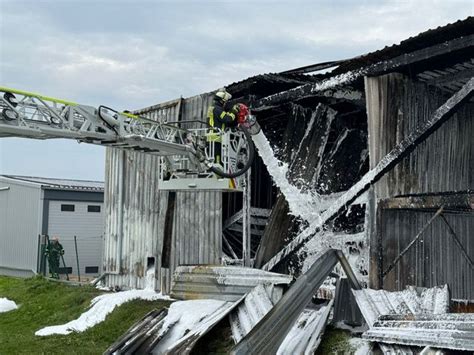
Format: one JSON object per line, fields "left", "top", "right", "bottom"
{"left": 45, "top": 236, "right": 65, "bottom": 279}
{"left": 207, "top": 89, "right": 240, "bottom": 165}
{"left": 207, "top": 89, "right": 240, "bottom": 130}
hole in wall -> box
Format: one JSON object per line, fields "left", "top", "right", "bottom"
{"left": 147, "top": 256, "right": 155, "bottom": 269}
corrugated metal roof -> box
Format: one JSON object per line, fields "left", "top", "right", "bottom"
{"left": 352, "top": 285, "right": 449, "bottom": 327}
{"left": 332, "top": 17, "right": 474, "bottom": 75}
{"left": 0, "top": 174, "right": 104, "bottom": 191}
{"left": 170, "top": 266, "right": 292, "bottom": 302}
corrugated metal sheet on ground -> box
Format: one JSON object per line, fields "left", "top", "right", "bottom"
{"left": 353, "top": 285, "right": 474, "bottom": 351}
{"left": 230, "top": 283, "right": 282, "bottom": 343}
{"left": 333, "top": 277, "right": 365, "bottom": 328}
{"left": 363, "top": 313, "right": 474, "bottom": 351}
{"left": 352, "top": 284, "right": 449, "bottom": 327}
{"left": 152, "top": 299, "right": 238, "bottom": 355}
{"left": 276, "top": 300, "right": 333, "bottom": 355}
{"left": 229, "top": 282, "right": 333, "bottom": 354}
{"left": 231, "top": 249, "right": 340, "bottom": 354}
{"left": 171, "top": 266, "right": 292, "bottom": 301}
{"left": 104, "top": 309, "right": 168, "bottom": 354}
{"left": 378, "top": 343, "right": 426, "bottom": 355}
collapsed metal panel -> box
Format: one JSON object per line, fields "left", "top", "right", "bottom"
{"left": 104, "top": 309, "right": 169, "bottom": 354}
{"left": 353, "top": 285, "right": 473, "bottom": 351}
{"left": 230, "top": 283, "right": 284, "bottom": 343}
{"left": 231, "top": 249, "right": 340, "bottom": 354}
{"left": 352, "top": 285, "right": 449, "bottom": 327}
{"left": 363, "top": 314, "right": 474, "bottom": 351}
{"left": 171, "top": 266, "right": 292, "bottom": 302}
{"left": 152, "top": 299, "right": 238, "bottom": 354}
{"left": 277, "top": 300, "right": 333, "bottom": 355}
{"left": 333, "top": 277, "right": 365, "bottom": 328}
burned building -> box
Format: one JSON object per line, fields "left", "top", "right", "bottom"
{"left": 102, "top": 17, "right": 473, "bottom": 302}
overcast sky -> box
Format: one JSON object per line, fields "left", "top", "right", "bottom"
{"left": 0, "top": 0, "right": 471, "bottom": 180}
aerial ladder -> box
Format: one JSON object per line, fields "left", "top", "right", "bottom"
{"left": 0, "top": 87, "right": 260, "bottom": 190}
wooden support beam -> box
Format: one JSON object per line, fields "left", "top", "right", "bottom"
{"left": 254, "top": 35, "right": 474, "bottom": 110}
{"left": 262, "top": 78, "right": 474, "bottom": 272}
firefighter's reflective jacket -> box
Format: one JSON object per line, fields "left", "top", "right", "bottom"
{"left": 207, "top": 100, "right": 238, "bottom": 142}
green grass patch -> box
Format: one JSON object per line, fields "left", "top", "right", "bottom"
{"left": 0, "top": 275, "right": 171, "bottom": 354}
{"left": 315, "top": 325, "right": 355, "bottom": 354}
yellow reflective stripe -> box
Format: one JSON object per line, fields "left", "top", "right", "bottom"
{"left": 121, "top": 111, "right": 140, "bottom": 120}
{"left": 220, "top": 111, "right": 235, "bottom": 120}
{"left": 206, "top": 131, "right": 222, "bottom": 142}
{"left": 208, "top": 107, "right": 214, "bottom": 127}
{"left": 0, "top": 86, "right": 78, "bottom": 106}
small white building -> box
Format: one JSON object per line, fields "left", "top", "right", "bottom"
{"left": 0, "top": 175, "right": 104, "bottom": 278}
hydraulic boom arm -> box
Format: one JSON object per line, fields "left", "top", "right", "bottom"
{"left": 0, "top": 87, "right": 258, "bottom": 189}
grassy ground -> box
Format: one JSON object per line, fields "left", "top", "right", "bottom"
{"left": 315, "top": 325, "right": 357, "bottom": 354}
{"left": 0, "top": 275, "right": 171, "bottom": 354}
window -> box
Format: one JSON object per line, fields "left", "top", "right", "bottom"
{"left": 85, "top": 266, "right": 99, "bottom": 274}
{"left": 58, "top": 267, "right": 72, "bottom": 274}
{"left": 87, "top": 205, "right": 101, "bottom": 213}
{"left": 61, "top": 204, "right": 75, "bottom": 212}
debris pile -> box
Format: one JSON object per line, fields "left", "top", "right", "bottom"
{"left": 353, "top": 285, "right": 474, "bottom": 351}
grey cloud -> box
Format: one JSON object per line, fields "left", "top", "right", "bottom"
{"left": 0, "top": 0, "right": 471, "bottom": 179}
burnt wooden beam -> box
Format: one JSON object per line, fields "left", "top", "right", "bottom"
{"left": 254, "top": 35, "right": 474, "bottom": 111}
{"left": 379, "top": 192, "right": 474, "bottom": 210}
{"left": 262, "top": 78, "right": 474, "bottom": 272}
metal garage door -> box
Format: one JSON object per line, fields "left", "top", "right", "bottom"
{"left": 47, "top": 200, "right": 104, "bottom": 277}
